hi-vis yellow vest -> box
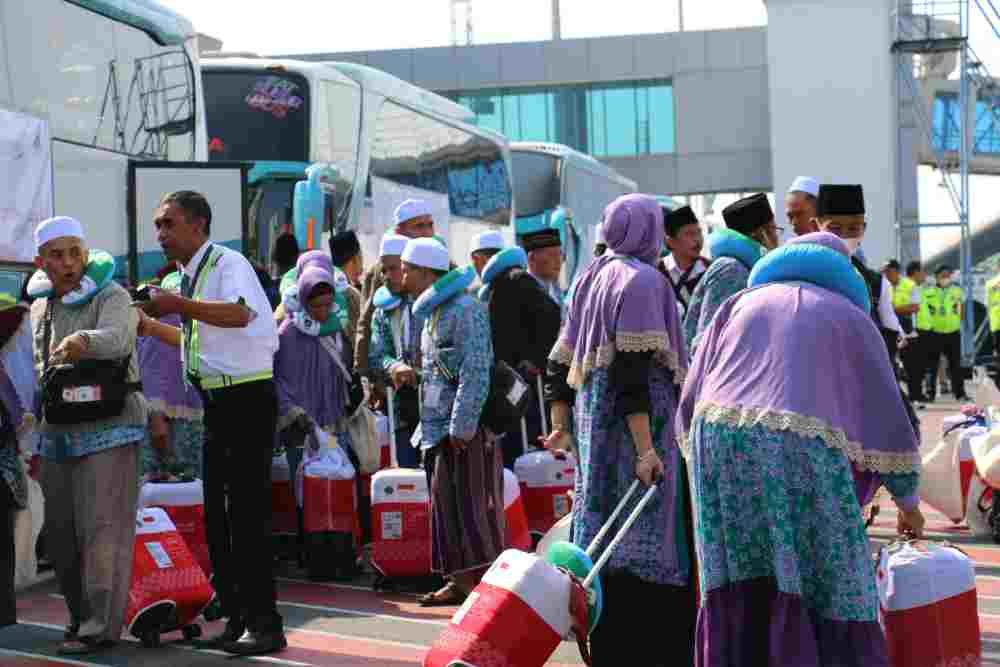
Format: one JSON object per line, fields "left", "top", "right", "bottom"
{"left": 987, "top": 275, "right": 1000, "bottom": 333}
{"left": 892, "top": 277, "right": 915, "bottom": 310}
{"left": 926, "top": 285, "right": 963, "bottom": 334}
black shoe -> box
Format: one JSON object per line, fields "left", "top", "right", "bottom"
{"left": 191, "top": 618, "right": 245, "bottom": 649}
{"left": 221, "top": 630, "right": 287, "bottom": 656}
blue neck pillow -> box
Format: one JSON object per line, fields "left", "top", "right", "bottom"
{"left": 413, "top": 264, "right": 477, "bottom": 320}
{"left": 748, "top": 242, "right": 871, "bottom": 312}
{"left": 373, "top": 285, "right": 403, "bottom": 311}
{"left": 481, "top": 247, "right": 528, "bottom": 285}
{"left": 708, "top": 228, "right": 766, "bottom": 271}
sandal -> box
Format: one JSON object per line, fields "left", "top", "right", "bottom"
{"left": 58, "top": 637, "right": 113, "bottom": 655}
{"left": 418, "top": 583, "right": 467, "bottom": 607}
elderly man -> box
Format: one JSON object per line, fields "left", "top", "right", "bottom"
{"left": 356, "top": 199, "right": 437, "bottom": 380}
{"left": 469, "top": 230, "right": 505, "bottom": 278}
{"left": 32, "top": 216, "right": 146, "bottom": 655}
{"left": 785, "top": 176, "right": 820, "bottom": 236}
{"left": 519, "top": 221, "right": 565, "bottom": 321}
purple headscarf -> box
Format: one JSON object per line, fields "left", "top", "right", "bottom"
{"left": 297, "top": 266, "right": 335, "bottom": 307}
{"left": 296, "top": 250, "right": 334, "bottom": 276}
{"left": 553, "top": 194, "right": 686, "bottom": 389}
{"left": 676, "top": 279, "right": 919, "bottom": 475}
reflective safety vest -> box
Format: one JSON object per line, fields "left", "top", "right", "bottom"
{"left": 925, "top": 285, "right": 963, "bottom": 334}
{"left": 916, "top": 284, "right": 933, "bottom": 331}
{"left": 182, "top": 245, "right": 273, "bottom": 390}
{"left": 893, "top": 277, "right": 915, "bottom": 310}
{"left": 988, "top": 275, "right": 1000, "bottom": 333}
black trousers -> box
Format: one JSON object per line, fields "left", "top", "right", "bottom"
{"left": 200, "top": 379, "right": 282, "bottom": 633}
{"left": 589, "top": 570, "right": 696, "bottom": 666}
{"left": 901, "top": 332, "right": 930, "bottom": 399}
{"left": 0, "top": 483, "right": 14, "bottom": 627}
{"left": 929, "top": 331, "right": 966, "bottom": 399}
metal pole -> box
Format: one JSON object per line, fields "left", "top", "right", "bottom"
{"left": 678, "top": 0, "right": 684, "bottom": 32}
{"left": 552, "top": 0, "right": 561, "bottom": 40}
{"left": 959, "top": 17, "right": 975, "bottom": 367}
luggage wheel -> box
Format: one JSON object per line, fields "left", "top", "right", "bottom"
{"left": 140, "top": 631, "right": 161, "bottom": 649}
{"left": 181, "top": 624, "right": 202, "bottom": 641}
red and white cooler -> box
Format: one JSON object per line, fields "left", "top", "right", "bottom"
{"left": 126, "top": 507, "right": 213, "bottom": 639}
{"left": 371, "top": 469, "right": 431, "bottom": 577}
{"left": 140, "top": 479, "right": 211, "bottom": 577}
{"left": 271, "top": 452, "right": 298, "bottom": 535}
{"left": 514, "top": 451, "right": 575, "bottom": 536}
{"left": 303, "top": 454, "right": 359, "bottom": 542}
{"left": 958, "top": 426, "right": 987, "bottom": 513}
{"left": 423, "top": 548, "right": 573, "bottom": 667}
{"left": 502, "top": 469, "right": 531, "bottom": 551}
{"left": 877, "top": 540, "right": 981, "bottom": 667}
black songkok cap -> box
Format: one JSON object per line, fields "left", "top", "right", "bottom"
{"left": 722, "top": 193, "right": 773, "bottom": 236}
{"left": 663, "top": 205, "right": 699, "bottom": 237}
{"left": 520, "top": 228, "right": 562, "bottom": 252}
{"left": 329, "top": 230, "right": 361, "bottom": 267}
{"left": 817, "top": 184, "right": 865, "bottom": 217}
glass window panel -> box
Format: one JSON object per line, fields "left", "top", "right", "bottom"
{"left": 974, "top": 98, "right": 1000, "bottom": 155}
{"left": 502, "top": 93, "right": 522, "bottom": 141}
{"left": 649, "top": 84, "right": 675, "bottom": 154}
{"left": 586, "top": 88, "right": 608, "bottom": 157}
{"left": 602, "top": 86, "right": 638, "bottom": 156}
{"left": 518, "top": 91, "right": 552, "bottom": 142}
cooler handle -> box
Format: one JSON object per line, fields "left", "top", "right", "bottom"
{"left": 584, "top": 479, "right": 640, "bottom": 558}
{"left": 582, "top": 482, "right": 658, "bottom": 589}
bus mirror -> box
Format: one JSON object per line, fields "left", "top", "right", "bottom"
{"left": 292, "top": 178, "right": 323, "bottom": 251}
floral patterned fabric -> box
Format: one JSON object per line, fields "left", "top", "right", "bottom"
{"left": 682, "top": 258, "right": 750, "bottom": 357}
{"left": 419, "top": 293, "right": 493, "bottom": 448}
{"left": 140, "top": 417, "right": 204, "bottom": 478}
{"left": 572, "top": 365, "right": 690, "bottom": 586}
{"left": 688, "top": 417, "right": 878, "bottom": 622}
{"left": 40, "top": 425, "right": 145, "bottom": 462}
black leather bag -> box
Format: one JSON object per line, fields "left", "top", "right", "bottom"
{"left": 437, "top": 357, "right": 531, "bottom": 433}
{"left": 40, "top": 302, "right": 140, "bottom": 425}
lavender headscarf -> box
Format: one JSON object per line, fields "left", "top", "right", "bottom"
{"left": 296, "top": 266, "right": 335, "bottom": 307}
{"left": 296, "top": 250, "right": 334, "bottom": 275}
{"left": 553, "top": 194, "right": 687, "bottom": 389}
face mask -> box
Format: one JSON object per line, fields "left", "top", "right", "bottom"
{"left": 843, "top": 238, "right": 862, "bottom": 255}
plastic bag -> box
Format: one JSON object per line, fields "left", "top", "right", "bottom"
{"left": 346, "top": 405, "right": 381, "bottom": 474}
{"left": 971, "top": 428, "right": 1000, "bottom": 489}
{"left": 294, "top": 427, "right": 355, "bottom": 506}
{"left": 918, "top": 433, "right": 965, "bottom": 522}
{"left": 966, "top": 474, "right": 992, "bottom": 538}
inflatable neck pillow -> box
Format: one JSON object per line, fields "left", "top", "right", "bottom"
{"left": 27, "top": 250, "right": 116, "bottom": 307}
{"left": 284, "top": 283, "right": 349, "bottom": 337}
{"left": 708, "top": 228, "right": 766, "bottom": 271}
{"left": 159, "top": 271, "right": 182, "bottom": 293}
{"left": 373, "top": 285, "right": 403, "bottom": 312}
{"left": 481, "top": 247, "right": 528, "bottom": 285}
{"left": 413, "top": 264, "right": 477, "bottom": 320}
{"left": 748, "top": 242, "right": 871, "bottom": 312}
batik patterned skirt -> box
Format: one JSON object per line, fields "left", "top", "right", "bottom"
{"left": 140, "top": 417, "right": 205, "bottom": 479}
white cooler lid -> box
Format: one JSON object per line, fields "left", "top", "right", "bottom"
{"left": 371, "top": 468, "right": 428, "bottom": 504}
{"left": 514, "top": 451, "right": 576, "bottom": 488}
{"left": 877, "top": 541, "right": 975, "bottom": 611}
{"left": 140, "top": 479, "right": 204, "bottom": 508}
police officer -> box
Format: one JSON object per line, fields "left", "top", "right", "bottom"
{"left": 895, "top": 261, "right": 930, "bottom": 402}
{"left": 137, "top": 191, "right": 286, "bottom": 656}
{"left": 924, "top": 265, "right": 968, "bottom": 401}
{"left": 988, "top": 267, "right": 1000, "bottom": 369}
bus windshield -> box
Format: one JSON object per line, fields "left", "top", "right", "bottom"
{"left": 511, "top": 151, "right": 560, "bottom": 218}
{"left": 203, "top": 70, "right": 310, "bottom": 162}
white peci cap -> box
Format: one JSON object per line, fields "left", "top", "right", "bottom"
{"left": 394, "top": 199, "right": 433, "bottom": 226}
{"left": 401, "top": 237, "right": 449, "bottom": 271}
{"left": 471, "top": 231, "right": 505, "bottom": 254}
{"left": 380, "top": 234, "right": 409, "bottom": 258}
{"left": 788, "top": 176, "right": 819, "bottom": 198}
{"left": 35, "top": 216, "right": 85, "bottom": 252}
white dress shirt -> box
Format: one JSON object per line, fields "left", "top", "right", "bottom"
{"left": 878, "top": 276, "right": 903, "bottom": 334}
{"left": 182, "top": 241, "right": 279, "bottom": 378}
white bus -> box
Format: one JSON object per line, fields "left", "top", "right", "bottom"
{"left": 510, "top": 142, "right": 636, "bottom": 289}
{"left": 200, "top": 56, "right": 514, "bottom": 267}
{"left": 0, "top": 0, "right": 209, "bottom": 278}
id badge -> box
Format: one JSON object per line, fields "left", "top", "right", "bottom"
{"left": 410, "top": 423, "right": 423, "bottom": 448}
{"left": 423, "top": 384, "right": 442, "bottom": 409}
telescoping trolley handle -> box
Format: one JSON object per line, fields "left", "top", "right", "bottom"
{"left": 386, "top": 385, "right": 398, "bottom": 468}
{"left": 582, "top": 480, "right": 658, "bottom": 589}
{"left": 537, "top": 375, "right": 549, "bottom": 436}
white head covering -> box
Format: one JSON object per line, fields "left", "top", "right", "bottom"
{"left": 394, "top": 199, "right": 433, "bottom": 226}
{"left": 788, "top": 176, "right": 819, "bottom": 198}
{"left": 595, "top": 225, "right": 606, "bottom": 245}
{"left": 471, "top": 231, "right": 505, "bottom": 254}
{"left": 401, "top": 238, "right": 449, "bottom": 271}
{"left": 380, "top": 234, "right": 409, "bottom": 258}
{"left": 35, "top": 216, "right": 85, "bottom": 252}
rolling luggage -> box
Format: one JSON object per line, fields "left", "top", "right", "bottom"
{"left": 877, "top": 540, "right": 981, "bottom": 667}
{"left": 514, "top": 451, "right": 575, "bottom": 537}
{"left": 271, "top": 451, "right": 298, "bottom": 535}
{"left": 502, "top": 468, "right": 531, "bottom": 551}
{"left": 140, "top": 478, "right": 211, "bottom": 577}
{"left": 370, "top": 468, "right": 431, "bottom": 579}
{"left": 298, "top": 436, "right": 360, "bottom": 581}
{"left": 424, "top": 481, "right": 657, "bottom": 667}
{"left": 126, "top": 507, "right": 214, "bottom": 648}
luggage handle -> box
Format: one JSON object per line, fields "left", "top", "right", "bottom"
{"left": 585, "top": 479, "right": 640, "bottom": 559}
{"left": 582, "top": 481, "right": 658, "bottom": 589}
{"left": 386, "top": 385, "right": 398, "bottom": 468}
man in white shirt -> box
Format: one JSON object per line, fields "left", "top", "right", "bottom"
{"left": 659, "top": 205, "right": 709, "bottom": 317}
{"left": 136, "top": 191, "right": 285, "bottom": 656}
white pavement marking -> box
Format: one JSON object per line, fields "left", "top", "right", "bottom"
{"left": 292, "top": 626, "right": 431, "bottom": 651}
{"left": 16, "top": 620, "right": 314, "bottom": 667}
{"left": 276, "top": 577, "right": 390, "bottom": 595}
{"left": 276, "top": 599, "right": 448, "bottom": 627}
{"left": 0, "top": 647, "right": 110, "bottom": 667}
